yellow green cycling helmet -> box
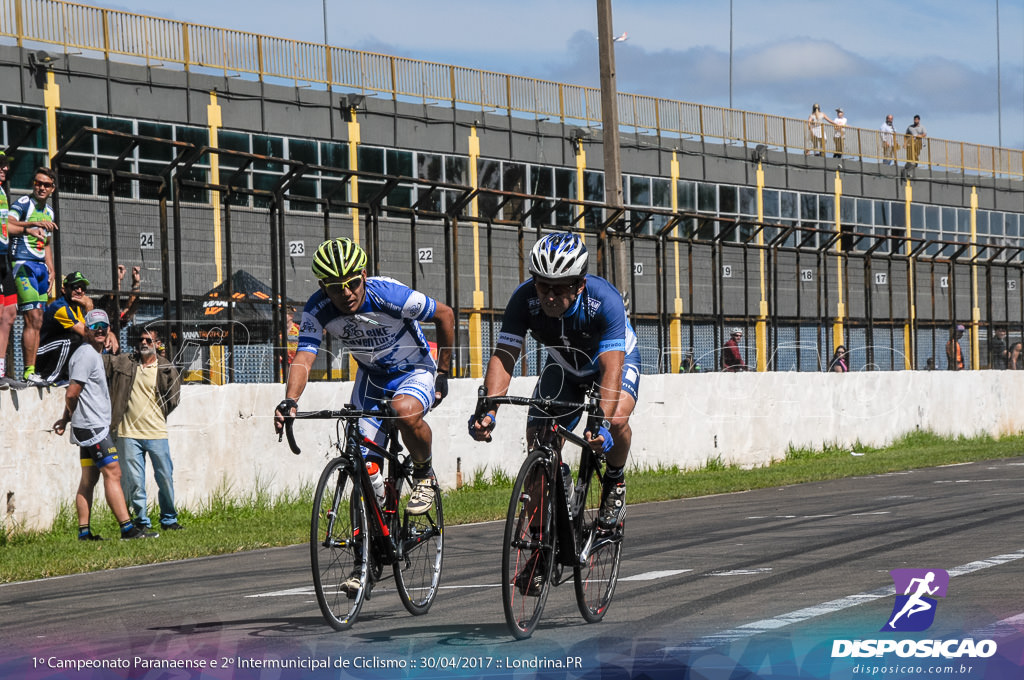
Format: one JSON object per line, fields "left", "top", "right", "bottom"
{"left": 311, "top": 237, "right": 367, "bottom": 280}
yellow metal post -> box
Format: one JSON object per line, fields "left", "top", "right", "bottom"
{"left": 970, "top": 187, "right": 980, "bottom": 369}
{"left": 468, "top": 126, "right": 483, "bottom": 378}
{"left": 904, "top": 179, "right": 915, "bottom": 369}
{"left": 755, "top": 162, "right": 767, "bottom": 371}
{"left": 206, "top": 92, "right": 224, "bottom": 384}
{"left": 43, "top": 72, "right": 60, "bottom": 165}
{"left": 347, "top": 108, "right": 361, "bottom": 244}
{"left": 42, "top": 70, "right": 60, "bottom": 302}
{"left": 832, "top": 171, "right": 846, "bottom": 351}
{"left": 206, "top": 93, "right": 224, "bottom": 285}
{"left": 575, "top": 141, "right": 586, "bottom": 227}
{"left": 670, "top": 152, "right": 682, "bottom": 372}
{"left": 208, "top": 346, "right": 226, "bottom": 386}
{"left": 345, "top": 106, "right": 361, "bottom": 380}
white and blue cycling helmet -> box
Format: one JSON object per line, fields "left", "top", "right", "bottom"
{"left": 529, "top": 232, "right": 589, "bottom": 280}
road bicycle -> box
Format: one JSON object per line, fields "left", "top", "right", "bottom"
{"left": 283, "top": 406, "right": 444, "bottom": 630}
{"left": 473, "top": 388, "right": 624, "bottom": 639}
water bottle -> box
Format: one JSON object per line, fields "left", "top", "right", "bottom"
{"left": 366, "top": 461, "right": 386, "bottom": 508}
{"left": 560, "top": 462, "right": 574, "bottom": 517}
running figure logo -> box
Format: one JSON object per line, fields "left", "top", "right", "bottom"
{"left": 882, "top": 568, "right": 949, "bottom": 632}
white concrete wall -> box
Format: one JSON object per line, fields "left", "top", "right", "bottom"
{"left": 3, "top": 371, "right": 1020, "bottom": 532}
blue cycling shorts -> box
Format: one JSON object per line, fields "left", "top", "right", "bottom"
{"left": 351, "top": 367, "right": 436, "bottom": 455}
{"left": 13, "top": 260, "right": 49, "bottom": 311}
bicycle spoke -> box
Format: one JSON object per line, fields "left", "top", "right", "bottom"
{"left": 573, "top": 457, "right": 622, "bottom": 622}
{"left": 311, "top": 459, "right": 370, "bottom": 630}
{"left": 502, "top": 450, "right": 555, "bottom": 639}
{"left": 394, "top": 481, "right": 444, "bottom": 616}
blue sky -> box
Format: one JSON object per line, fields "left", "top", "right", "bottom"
{"left": 96, "top": 1, "right": 1023, "bottom": 148}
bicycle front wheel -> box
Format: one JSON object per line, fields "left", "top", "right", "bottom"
{"left": 310, "top": 458, "right": 370, "bottom": 631}
{"left": 501, "top": 449, "right": 555, "bottom": 639}
{"left": 572, "top": 457, "right": 623, "bottom": 623}
{"left": 394, "top": 478, "right": 444, "bottom": 615}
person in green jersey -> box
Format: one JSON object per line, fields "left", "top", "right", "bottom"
{"left": 8, "top": 167, "right": 58, "bottom": 385}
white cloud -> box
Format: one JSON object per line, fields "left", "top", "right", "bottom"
{"left": 740, "top": 41, "right": 866, "bottom": 84}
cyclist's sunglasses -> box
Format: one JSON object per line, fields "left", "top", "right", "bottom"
{"left": 87, "top": 322, "right": 109, "bottom": 332}
{"left": 534, "top": 278, "right": 581, "bottom": 297}
{"left": 34, "top": 180, "right": 54, "bottom": 188}
{"left": 323, "top": 274, "right": 363, "bottom": 292}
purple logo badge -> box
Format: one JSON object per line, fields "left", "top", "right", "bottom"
{"left": 882, "top": 568, "right": 949, "bottom": 632}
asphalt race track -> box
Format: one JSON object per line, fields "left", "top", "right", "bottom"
{"left": 2, "top": 457, "right": 1023, "bottom": 679}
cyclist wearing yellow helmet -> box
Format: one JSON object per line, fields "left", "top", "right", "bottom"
{"left": 274, "top": 237, "right": 454, "bottom": 515}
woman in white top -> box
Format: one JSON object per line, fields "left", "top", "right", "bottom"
{"left": 806, "top": 103, "right": 832, "bottom": 156}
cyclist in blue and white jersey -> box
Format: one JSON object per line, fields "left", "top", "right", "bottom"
{"left": 469, "top": 232, "right": 639, "bottom": 533}
{"left": 8, "top": 166, "right": 59, "bottom": 385}
{"left": 274, "top": 237, "right": 454, "bottom": 521}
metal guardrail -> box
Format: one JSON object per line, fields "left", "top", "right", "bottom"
{"left": 34, "top": 123, "right": 1024, "bottom": 380}
{"left": 2, "top": 0, "right": 1023, "bottom": 178}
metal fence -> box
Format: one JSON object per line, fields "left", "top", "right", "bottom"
{"left": 0, "top": 126, "right": 1012, "bottom": 383}
{"left": 2, "top": 0, "right": 1023, "bottom": 178}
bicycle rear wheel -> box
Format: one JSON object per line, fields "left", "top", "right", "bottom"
{"left": 394, "top": 478, "right": 444, "bottom": 615}
{"left": 572, "top": 456, "right": 623, "bottom": 623}
{"left": 501, "top": 449, "right": 555, "bottom": 639}
{"left": 310, "top": 458, "right": 370, "bottom": 630}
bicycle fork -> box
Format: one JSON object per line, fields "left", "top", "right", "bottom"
{"left": 553, "top": 458, "right": 581, "bottom": 568}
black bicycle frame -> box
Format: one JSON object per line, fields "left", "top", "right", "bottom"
{"left": 286, "top": 407, "right": 407, "bottom": 564}
{"left": 474, "top": 388, "right": 604, "bottom": 568}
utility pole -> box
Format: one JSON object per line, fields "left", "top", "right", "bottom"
{"left": 996, "top": 0, "right": 1002, "bottom": 147}
{"left": 322, "top": 0, "right": 329, "bottom": 45}
{"left": 729, "top": 0, "right": 733, "bottom": 109}
{"left": 596, "top": 0, "right": 628, "bottom": 296}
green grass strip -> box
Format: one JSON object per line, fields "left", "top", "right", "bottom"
{"left": 2, "top": 430, "right": 1021, "bottom": 584}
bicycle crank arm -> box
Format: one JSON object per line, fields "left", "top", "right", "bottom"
{"left": 578, "top": 529, "right": 596, "bottom": 564}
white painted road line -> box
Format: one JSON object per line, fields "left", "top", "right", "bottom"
{"left": 663, "top": 548, "right": 1024, "bottom": 653}
{"left": 971, "top": 612, "right": 1024, "bottom": 640}
{"left": 248, "top": 587, "right": 315, "bottom": 597}
{"left": 708, "top": 568, "right": 773, "bottom": 577}
{"left": 620, "top": 570, "right": 692, "bottom": 581}
{"left": 249, "top": 570, "right": 698, "bottom": 598}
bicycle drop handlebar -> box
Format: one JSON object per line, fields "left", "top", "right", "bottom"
{"left": 281, "top": 406, "right": 398, "bottom": 456}
{"left": 473, "top": 386, "right": 604, "bottom": 433}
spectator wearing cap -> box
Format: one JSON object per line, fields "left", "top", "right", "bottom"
{"left": 722, "top": 328, "right": 749, "bottom": 372}
{"left": 945, "top": 324, "right": 965, "bottom": 371}
{"left": 53, "top": 309, "right": 156, "bottom": 541}
{"left": 832, "top": 107, "right": 847, "bottom": 158}
{"left": 35, "top": 272, "right": 118, "bottom": 385}
{"left": 104, "top": 327, "right": 183, "bottom": 531}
